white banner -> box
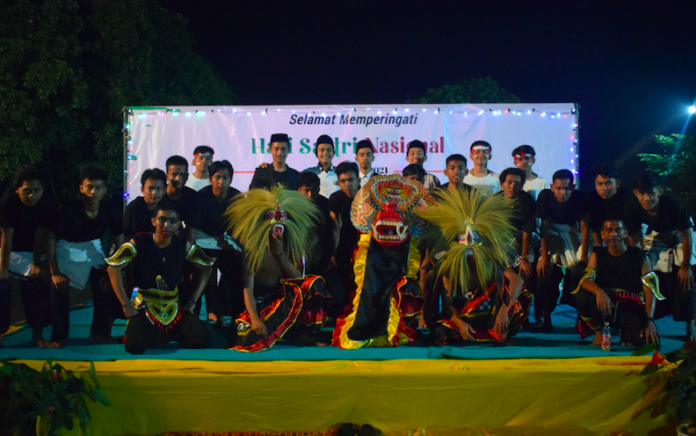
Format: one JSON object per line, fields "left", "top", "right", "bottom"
{"left": 126, "top": 103, "right": 577, "bottom": 201}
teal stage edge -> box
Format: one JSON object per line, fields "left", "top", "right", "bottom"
{"left": 1, "top": 302, "right": 685, "bottom": 362}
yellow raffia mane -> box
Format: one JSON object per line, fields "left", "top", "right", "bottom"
{"left": 225, "top": 185, "right": 323, "bottom": 274}
{"left": 417, "top": 188, "right": 514, "bottom": 295}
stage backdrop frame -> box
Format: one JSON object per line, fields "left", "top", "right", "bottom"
{"left": 122, "top": 103, "right": 579, "bottom": 203}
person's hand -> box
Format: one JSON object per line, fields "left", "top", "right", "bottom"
{"left": 269, "top": 231, "right": 285, "bottom": 257}
{"left": 181, "top": 301, "right": 196, "bottom": 315}
{"left": 257, "top": 162, "right": 270, "bottom": 169}
{"left": 455, "top": 320, "right": 476, "bottom": 341}
{"left": 519, "top": 258, "right": 533, "bottom": 278}
{"left": 418, "top": 316, "right": 427, "bottom": 329}
{"left": 536, "top": 255, "right": 550, "bottom": 278}
{"left": 595, "top": 290, "right": 613, "bottom": 316}
{"left": 122, "top": 304, "right": 138, "bottom": 319}
{"left": 51, "top": 273, "right": 70, "bottom": 293}
{"left": 495, "top": 309, "right": 509, "bottom": 338}
{"left": 251, "top": 318, "right": 268, "bottom": 337}
{"left": 678, "top": 265, "right": 693, "bottom": 291}
{"left": 30, "top": 262, "right": 46, "bottom": 278}
{"left": 216, "top": 236, "right": 231, "bottom": 250}
{"left": 642, "top": 320, "right": 660, "bottom": 345}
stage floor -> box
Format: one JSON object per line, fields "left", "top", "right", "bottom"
{"left": 0, "top": 302, "right": 687, "bottom": 362}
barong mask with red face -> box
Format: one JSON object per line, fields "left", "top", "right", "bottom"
{"left": 265, "top": 202, "right": 287, "bottom": 237}
{"left": 351, "top": 175, "right": 436, "bottom": 246}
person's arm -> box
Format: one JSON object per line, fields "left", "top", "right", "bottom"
{"left": 537, "top": 220, "right": 551, "bottom": 277}
{"left": 580, "top": 220, "right": 590, "bottom": 263}
{"left": 240, "top": 264, "right": 267, "bottom": 337}
{"left": 107, "top": 261, "right": 138, "bottom": 319}
{"left": 641, "top": 257, "right": 659, "bottom": 344}
{"left": 495, "top": 269, "right": 524, "bottom": 338}
{"left": 330, "top": 211, "right": 341, "bottom": 252}
{"left": 268, "top": 232, "right": 302, "bottom": 278}
{"left": 179, "top": 241, "right": 212, "bottom": 314}
{"left": 592, "top": 232, "right": 602, "bottom": 247}
{"left": 519, "top": 232, "right": 533, "bottom": 278}
{"left": 441, "top": 276, "right": 476, "bottom": 341}
{"left": 579, "top": 252, "right": 613, "bottom": 315}
{"left": 45, "top": 229, "right": 69, "bottom": 292}
{"left": 677, "top": 228, "right": 694, "bottom": 291}
{"left": 110, "top": 234, "right": 125, "bottom": 256}
{"left": 0, "top": 227, "right": 13, "bottom": 281}
{"left": 183, "top": 225, "right": 195, "bottom": 245}
{"left": 30, "top": 226, "right": 48, "bottom": 277}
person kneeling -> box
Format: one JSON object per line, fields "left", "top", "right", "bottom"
{"left": 106, "top": 205, "right": 213, "bottom": 354}
{"left": 574, "top": 218, "right": 661, "bottom": 348}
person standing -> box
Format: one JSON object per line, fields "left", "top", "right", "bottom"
{"left": 464, "top": 140, "right": 501, "bottom": 197}
{"left": 303, "top": 134, "right": 339, "bottom": 198}
{"left": 185, "top": 145, "right": 214, "bottom": 191}
{"left": 250, "top": 133, "right": 300, "bottom": 190}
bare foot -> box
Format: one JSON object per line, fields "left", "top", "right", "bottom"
{"left": 207, "top": 313, "right": 218, "bottom": 322}
{"left": 46, "top": 340, "right": 67, "bottom": 349}
{"left": 37, "top": 338, "right": 50, "bottom": 348}
{"left": 590, "top": 331, "right": 603, "bottom": 346}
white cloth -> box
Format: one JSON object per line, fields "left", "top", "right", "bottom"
{"left": 55, "top": 239, "right": 105, "bottom": 290}
{"left": 544, "top": 223, "right": 582, "bottom": 268}
{"left": 318, "top": 168, "right": 339, "bottom": 198}
{"left": 9, "top": 252, "right": 35, "bottom": 278}
{"left": 359, "top": 169, "right": 374, "bottom": 188}
{"left": 642, "top": 224, "right": 696, "bottom": 273}
{"left": 463, "top": 172, "right": 501, "bottom": 197}
{"left": 523, "top": 176, "right": 550, "bottom": 200}
{"left": 423, "top": 173, "right": 441, "bottom": 192}
{"left": 185, "top": 176, "right": 211, "bottom": 191}
{"left": 193, "top": 229, "right": 241, "bottom": 252}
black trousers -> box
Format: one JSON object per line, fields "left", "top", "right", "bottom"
{"left": 535, "top": 264, "right": 581, "bottom": 315}
{"left": 654, "top": 265, "right": 696, "bottom": 322}
{"left": 576, "top": 288, "right": 648, "bottom": 334}
{"left": 0, "top": 276, "right": 51, "bottom": 335}
{"left": 124, "top": 309, "right": 212, "bottom": 355}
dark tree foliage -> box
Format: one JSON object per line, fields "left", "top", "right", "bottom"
{"left": 639, "top": 134, "right": 696, "bottom": 216}
{"left": 409, "top": 77, "right": 522, "bottom": 104}
{"left": 0, "top": 0, "right": 236, "bottom": 200}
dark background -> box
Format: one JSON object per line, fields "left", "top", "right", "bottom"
{"left": 158, "top": 1, "right": 696, "bottom": 189}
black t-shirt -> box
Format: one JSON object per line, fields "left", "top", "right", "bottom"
{"left": 329, "top": 190, "right": 359, "bottom": 263}
{"left": 273, "top": 170, "right": 288, "bottom": 187}
{"left": 165, "top": 186, "right": 198, "bottom": 227}
{"left": 123, "top": 197, "right": 175, "bottom": 240}
{"left": 593, "top": 246, "right": 645, "bottom": 294}
{"left": 130, "top": 233, "right": 187, "bottom": 290}
{"left": 623, "top": 194, "right": 693, "bottom": 236}
{"left": 193, "top": 185, "right": 241, "bottom": 237}
{"left": 495, "top": 191, "right": 536, "bottom": 235}
{"left": 0, "top": 192, "right": 59, "bottom": 252}
{"left": 58, "top": 200, "right": 123, "bottom": 243}
{"left": 581, "top": 188, "right": 634, "bottom": 233}
{"left": 536, "top": 189, "right": 587, "bottom": 226}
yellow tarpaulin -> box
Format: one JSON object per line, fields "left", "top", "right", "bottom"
{"left": 15, "top": 357, "right": 671, "bottom": 435}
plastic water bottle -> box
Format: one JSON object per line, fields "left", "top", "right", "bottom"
{"left": 601, "top": 322, "right": 611, "bottom": 351}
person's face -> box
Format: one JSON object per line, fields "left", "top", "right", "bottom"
{"left": 193, "top": 153, "right": 213, "bottom": 172}
{"left": 405, "top": 174, "right": 425, "bottom": 184}
{"left": 502, "top": 174, "right": 523, "bottom": 199}
{"left": 79, "top": 178, "right": 106, "bottom": 204}
{"left": 513, "top": 154, "right": 535, "bottom": 171}
{"left": 211, "top": 169, "right": 232, "bottom": 197}
{"left": 298, "top": 185, "right": 318, "bottom": 200}
{"left": 551, "top": 178, "right": 574, "bottom": 203}
{"left": 316, "top": 143, "right": 334, "bottom": 167}
{"left": 406, "top": 148, "right": 426, "bottom": 166}
{"left": 141, "top": 178, "right": 165, "bottom": 205}
{"left": 151, "top": 210, "right": 180, "bottom": 240}
{"left": 167, "top": 165, "right": 188, "bottom": 190}
{"left": 338, "top": 172, "right": 359, "bottom": 198}
{"left": 444, "top": 159, "right": 467, "bottom": 185}
{"left": 270, "top": 142, "right": 289, "bottom": 165}
{"left": 634, "top": 187, "right": 663, "bottom": 211}
{"left": 601, "top": 220, "right": 626, "bottom": 247}
{"left": 595, "top": 175, "right": 619, "bottom": 200}
{"left": 470, "top": 147, "right": 491, "bottom": 166}
{"left": 15, "top": 180, "right": 44, "bottom": 207}
{"left": 355, "top": 148, "right": 375, "bottom": 170}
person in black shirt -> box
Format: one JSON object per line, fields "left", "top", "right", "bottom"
{"left": 0, "top": 165, "right": 57, "bottom": 348}
{"left": 46, "top": 167, "right": 124, "bottom": 346}
{"left": 624, "top": 172, "right": 695, "bottom": 341}
{"left": 581, "top": 164, "right": 635, "bottom": 247}
{"left": 439, "top": 154, "right": 473, "bottom": 194}
{"left": 574, "top": 218, "right": 660, "bottom": 347}
{"left": 250, "top": 133, "right": 300, "bottom": 190}
{"left": 165, "top": 155, "right": 198, "bottom": 243}
{"left": 297, "top": 172, "right": 334, "bottom": 275}
{"left": 497, "top": 168, "right": 536, "bottom": 282}
{"left": 123, "top": 169, "right": 172, "bottom": 239}
{"left": 535, "top": 169, "right": 588, "bottom": 331}
{"left": 191, "top": 160, "right": 243, "bottom": 325}
{"left": 328, "top": 161, "right": 360, "bottom": 311}
{"left": 106, "top": 204, "right": 213, "bottom": 354}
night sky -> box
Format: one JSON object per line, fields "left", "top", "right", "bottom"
{"left": 159, "top": 1, "right": 696, "bottom": 188}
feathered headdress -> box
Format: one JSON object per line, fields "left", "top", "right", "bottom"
{"left": 417, "top": 188, "right": 514, "bottom": 296}
{"left": 225, "top": 185, "right": 322, "bottom": 274}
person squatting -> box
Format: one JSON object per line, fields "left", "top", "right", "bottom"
{"left": 0, "top": 135, "right": 693, "bottom": 353}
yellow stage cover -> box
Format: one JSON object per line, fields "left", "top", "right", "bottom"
{"left": 17, "top": 357, "right": 670, "bottom": 436}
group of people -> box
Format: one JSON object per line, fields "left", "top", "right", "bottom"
{"left": 1, "top": 133, "right": 694, "bottom": 354}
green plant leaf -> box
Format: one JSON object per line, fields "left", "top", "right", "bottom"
{"left": 632, "top": 343, "right": 656, "bottom": 356}
{"left": 640, "top": 363, "right": 660, "bottom": 376}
